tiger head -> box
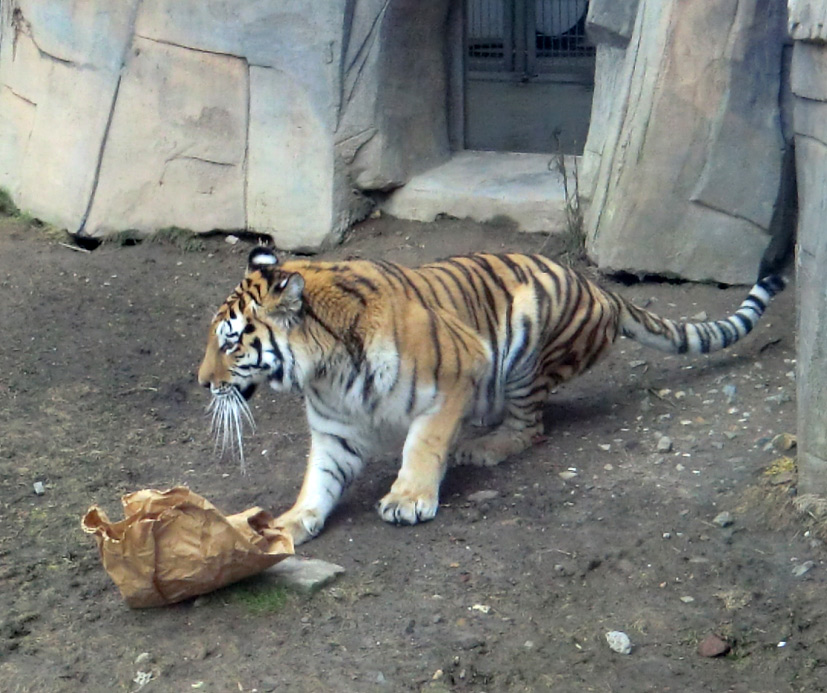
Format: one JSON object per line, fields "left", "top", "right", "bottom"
{"left": 198, "top": 247, "right": 306, "bottom": 401}
{"left": 198, "top": 247, "right": 308, "bottom": 463}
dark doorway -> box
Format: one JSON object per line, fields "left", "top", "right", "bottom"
{"left": 464, "top": 0, "right": 595, "bottom": 154}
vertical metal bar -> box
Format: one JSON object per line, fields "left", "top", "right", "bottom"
{"left": 524, "top": 0, "right": 537, "bottom": 77}
{"left": 512, "top": 0, "right": 525, "bottom": 75}
{"left": 503, "top": 0, "right": 515, "bottom": 73}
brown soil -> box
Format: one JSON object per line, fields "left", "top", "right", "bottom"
{"left": 0, "top": 214, "right": 823, "bottom": 693}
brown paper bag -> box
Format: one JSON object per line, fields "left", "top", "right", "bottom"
{"left": 82, "top": 487, "right": 294, "bottom": 608}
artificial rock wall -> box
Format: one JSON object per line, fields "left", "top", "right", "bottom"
{"left": 790, "top": 0, "right": 827, "bottom": 495}
{"left": 582, "top": 0, "right": 790, "bottom": 285}
{"left": 0, "top": 0, "right": 451, "bottom": 250}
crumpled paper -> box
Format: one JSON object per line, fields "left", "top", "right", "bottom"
{"left": 81, "top": 487, "right": 294, "bottom": 608}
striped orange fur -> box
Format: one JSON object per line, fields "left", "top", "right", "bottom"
{"left": 197, "top": 247, "right": 785, "bottom": 544}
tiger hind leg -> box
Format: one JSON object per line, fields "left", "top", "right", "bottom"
{"left": 453, "top": 390, "right": 547, "bottom": 467}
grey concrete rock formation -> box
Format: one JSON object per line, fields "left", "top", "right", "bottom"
{"left": 0, "top": 0, "right": 450, "bottom": 250}
{"left": 582, "top": 0, "right": 788, "bottom": 285}
{"left": 790, "top": 0, "right": 827, "bottom": 495}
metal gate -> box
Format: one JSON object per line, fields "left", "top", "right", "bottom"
{"left": 467, "top": 0, "right": 594, "bottom": 82}
{"left": 464, "top": 0, "right": 595, "bottom": 153}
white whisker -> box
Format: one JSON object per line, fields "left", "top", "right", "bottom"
{"left": 206, "top": 387, "right": 257, "bottom": 473}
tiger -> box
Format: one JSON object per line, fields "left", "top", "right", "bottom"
{"left": 197, "top": 247, "right": 786, "bottom": 545}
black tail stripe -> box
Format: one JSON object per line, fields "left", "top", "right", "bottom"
{"left": 733, "top": 313, "right": 752, "bottom": 332}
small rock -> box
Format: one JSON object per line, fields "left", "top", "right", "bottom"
{"left": 605, "top": 630, "right": 632, "bottom": 655}
{"left": 33, "top": 481, "right": 45, "bottom": 496}
{"left": 679, "top": 596, "right": 695, "bottom": 603}
{"left": 452, "top": 631, "right": 486, "bottom": 650}
{"left": 259, "top": 679, "right": 279, "bottom": 693}
{"left": 769, "top": 471, "right": 795, "bottom": 486}
{"left": 629, "top": 360, "right": 647, "bottom": 369}
{"left": 698, "top": 634, "right": 730, "bottom": 657}
{"left": 771, "top": 433, "right": 797, "bottom": 452}
{"left": 467, "top": 489, "right": 499, "bottom": 503}
{"left": 691, "top": 311, "right": 709, "bottom": 322}
{"left": 224, "top": 234, "right": 239, "bottom": 245}
{"left": 765, "top": 392, "right": 792, "bottom": 405}
{"left": 723, "top": 384, "right": 737, "bottom": 404}
{"left": 712, "top": 511, "right": 733, "bottom": 528}
{"left": 269, "top": 556, "right": 344, "bottom": 593}
{"left": 657, "top": 436, "right": 673, "bottom": 453}
{"left": 598, "top": 443, "right": 611, "bottom": 452}
{"left": 558, "top": 470, "right": 577, "bottom": 480}
{"left": 792, "top": 561, "right": 815, "bottom": 578}
{"left": 135, "top": 652, "right": 153, "bottom": 665}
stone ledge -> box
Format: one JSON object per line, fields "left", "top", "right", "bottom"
{"left": 382, "top": 151, "right": 572, "bottom": 234}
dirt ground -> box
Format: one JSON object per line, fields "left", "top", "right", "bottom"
{"left": 0, "top": 212, "right": 823, "bottom": 693}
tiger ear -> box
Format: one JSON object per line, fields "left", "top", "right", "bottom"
{"left": 271, "top": 272, "right": 305, "bottom": 318}
{"left": 248, "top": 247, "right": 279, "bottom": 273}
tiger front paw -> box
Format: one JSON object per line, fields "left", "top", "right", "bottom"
{"left": 273, "top": 507, "right": 324, "bottom": 546}
{"left": 377, "top": 489, "right": 439, "bottom": 526}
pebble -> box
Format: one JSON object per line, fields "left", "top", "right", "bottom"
{"left": 680, "top": 596, "right": 695, "bottom": 603}
{"left": 697, "top": 634, "right": 730, "bottom": 657}
{"left": 558, "top": 470, "right": 577, "bottom": 480}
{"left": 771, "top": 433, "right": 797, "bottom": 452}
{"left": 657, "top": 436, "right": 673, "bottom": 453}
{"left": 765, "top": 392, "right": 792, "bottom": 405}
{"left": 135, "top": 652, "right": 153, "bottom": 665}
{"left": 33, "top": 481, "right": 45, "bottom": 496}
{"left": 269, "top": 557, "right": 345, "bottom": 593}
{"left": 605, "top": 630, "right": 632, "bottom": 655}
{"left": 691, "top": 311, "right": 708, "bottom": 322}
{"left": 712, "top": 511, "right": 734, "bottom": 528}
{"left": 224, "top": 234, "right": 239, "bottom": 245}
{"left": 467, "top": 490, "right": 500, "bottom": 503}
{"left": 452, "top": 631, "right": 486, "bottom": 650}
{"left": 792, "top": 561, "right": 815, "bottom": 578}
{"left": 723, "top": 384, "right": 737, "bottom": 404}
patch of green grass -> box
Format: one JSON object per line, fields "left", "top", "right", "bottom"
{"left": 0, "top": 187, "right": 21, "bottom": 217}
{"left": 0, "top": 187, "right": 70, "bottom": 242}
{"left": 230, "top": 582, "right": 289, "bottom": 615}
{"left": 149, "top": 226, "right": 206, "bottom": 252}
{"left": 100, "top": 229, "right": 143, "bottom": 247}
{"left": 555, "top": 153, "right": 587, "bottom": 263}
